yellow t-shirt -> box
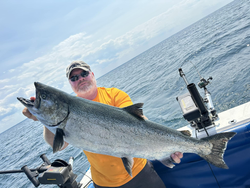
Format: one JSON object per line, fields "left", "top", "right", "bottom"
{"left": 83, "top": 87, "right": 147, "bottom": 187}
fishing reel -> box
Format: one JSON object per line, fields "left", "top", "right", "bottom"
{"left": 198, "top": 77, "right": 213, "bottom": 89}
{"left": 176, "top": 68, "right": 218, "bottom": 136}
{"left": 0, "top": 154, "right": 82, "bottom": 188}
{"left": 38, "top": 158, "right": 79, "bottom": 188}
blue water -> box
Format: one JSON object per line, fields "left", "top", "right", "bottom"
{"left": 1, "top": 0, "right": 250, "bottom": 187}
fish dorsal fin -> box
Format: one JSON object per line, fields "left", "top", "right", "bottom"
{"left": 122, "top": 103, "right": 144, "bottom": 119}
{"left": 179, "top": 130, "right": 191, "bottom": 137}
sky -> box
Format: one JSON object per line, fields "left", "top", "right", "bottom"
{"left": 0, "top": 0, "right": 233, "bottom": 133}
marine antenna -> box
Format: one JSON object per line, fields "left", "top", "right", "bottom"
{"left": 176, "top": 68, "right": 218, "bottom": 137}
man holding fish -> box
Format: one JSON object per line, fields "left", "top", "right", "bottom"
{"left": 22, "top": 61, "right": 183, "bottom": 188}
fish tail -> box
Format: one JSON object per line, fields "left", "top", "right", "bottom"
{"left": 198, "top": 132, "right": 236, "bottom": 169}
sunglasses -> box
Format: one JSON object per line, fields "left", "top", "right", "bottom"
{"left": 70, "top": 71, "right": 90, "bottom": 82}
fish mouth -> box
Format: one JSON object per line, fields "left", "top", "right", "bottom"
{"left": 17, "top": 97, "right": 35, "bottom": 107}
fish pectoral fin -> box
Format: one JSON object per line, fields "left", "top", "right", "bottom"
{"left": 159, "top": 156, "right": 175, "bottom": 168}
{"left": 122, "top": 103, "right": 144, "bottom": 119}
{"left": 53, "top": 128, "right": 65, "bottom": 153}
{"left": 121, "top": 157, "right": 134, "bottom": 177}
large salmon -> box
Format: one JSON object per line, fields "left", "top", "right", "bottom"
{"left": 17, "top": 82, "right": 236, "bottom": 176}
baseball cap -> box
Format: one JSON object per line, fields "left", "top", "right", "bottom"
{"left": 66, "top": 61, "right": 91, "bottom": 79}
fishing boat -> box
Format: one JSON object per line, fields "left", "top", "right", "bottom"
{"left": 1, "top": 68, "right": 249, "bottom": 188}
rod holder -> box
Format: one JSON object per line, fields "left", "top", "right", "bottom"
{"left": 21, "top": 166, "right": 40, "bottom": 187}
{"left": 187, "top": 83, "right": 208, "bottom": 115}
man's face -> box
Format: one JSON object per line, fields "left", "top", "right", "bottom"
{"left": 69, "top": 68, "right": 96, "bottom": 95}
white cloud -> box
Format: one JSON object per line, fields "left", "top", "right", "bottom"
{"left": 0, "top": 78, "right": 10, "bottom": 84}
{"left": 0, "top": 87, "right": 28, "bottom": 114}
{"left": 9, "top": 69, "right": 15, "bottom": 73}
{"left": 96, "top": 58, "right": 114, "bottom": 64}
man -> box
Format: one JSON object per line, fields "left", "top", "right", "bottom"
{"left": 23, "top": 61, "right": 183, "bottom": 188}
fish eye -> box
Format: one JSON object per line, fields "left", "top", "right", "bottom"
{"left": 41, "top": 94, "right": 47, "bottom": 99}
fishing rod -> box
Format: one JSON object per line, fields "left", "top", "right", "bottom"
{"left": 0, "top": 154, "right": 83, "bottom": 188}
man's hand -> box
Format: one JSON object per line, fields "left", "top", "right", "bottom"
{"left": 171, "top": 152, "right": 183, "bottom": 164}
{"left": 22, "top": 97, "right": 38, "bottom": 121}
